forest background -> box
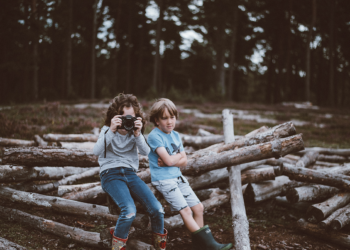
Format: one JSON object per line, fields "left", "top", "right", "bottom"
{"left": 1, "top": 0, "right": 350, "bottom": 107}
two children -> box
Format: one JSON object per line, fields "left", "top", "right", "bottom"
{"left": 93, "top": 94, "right": 232, "bottom": 250}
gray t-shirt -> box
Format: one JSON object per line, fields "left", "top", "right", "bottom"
{"left": 93, "top": 125, "right": 150, "bottom": 173}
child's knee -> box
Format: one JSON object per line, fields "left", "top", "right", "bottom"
{"left": 149, "top": 204, "right": 165, "bottom": 218}
{"left": 192, "top": 203, "right": 204, "bottom": 214}
{"left": 180, "top": 206, "right": 192, "bottom": 216}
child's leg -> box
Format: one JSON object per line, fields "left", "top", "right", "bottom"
{"left": 179, "top": 206, "right": 200, "bottom": 232}
{"left": 190, "top": 203, "right": 204, "bottom": 228}
{"left": 100, "top": 168, "right": 136, "bottom": 239}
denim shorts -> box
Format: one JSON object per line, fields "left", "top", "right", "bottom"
{"left": 152, "top": 175, "right": 201, "bottom": 212}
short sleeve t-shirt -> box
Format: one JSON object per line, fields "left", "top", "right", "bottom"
{"left": 147, "top": 127, "right": 184, "bottom": 182}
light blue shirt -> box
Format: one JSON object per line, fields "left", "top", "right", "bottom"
{"left": 148, "top": 127, "right": 184, "bottom": 182}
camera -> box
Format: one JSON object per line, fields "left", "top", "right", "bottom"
{"left": 120, "top": 115, "right": 138, "bottom": 131}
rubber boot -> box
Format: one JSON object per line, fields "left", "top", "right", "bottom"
{"left": 152, "top": 228, "right": 168, "bottom": 250}
{"left": 192, "top": 225, "right": 232, "bottom": 250}
{"left": 110, "top": 228, "right": 127, "bottom": 250}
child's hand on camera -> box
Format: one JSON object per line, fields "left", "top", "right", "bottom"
{"left": 110, "top": 115, "right": 122, "bottom": 133}
{"left": 133, "top": 117, "right": 143, "bottom": 137}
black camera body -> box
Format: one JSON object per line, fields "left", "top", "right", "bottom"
{"left": 120, "top": 115, "right": 138, "bottom": 131}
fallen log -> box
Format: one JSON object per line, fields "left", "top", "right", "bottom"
{"left": 295, "top": 151, "right": 319, "bottom": 168}
{"left": 195, "top": 188, "right": 228, "bottom": 200}
{"left": 297, "top": 218, "right": 350, "bottom": 249}
{"left": 62, "top": 185, "right": 106, "bottom": 203}
{"left": 307, "top": 193, "right": 350, "bottom": 222}
{"left": 43, "top": 133, "right": 98, "bottom": 142}
{"left": 196, "top": 128, "right": 214, "bottom": 136}
{"left": 286, "top": 185, "right": 340, "bottom": 204}
{"left": 279, "top": 181, "right": 309, "bottom": 197}
{"left": 0, "top": 137, "right": 35, "bottom": 147}
{"left": 317, "top": 154, "right": 349, "bottom": 163}
{"left": 330, "top": 205, "right": 350, "bottom": 230}
{"left": 302, "top": 147, "right": 350, "bottom": 157}
{"left": 282, "top": 165, "right": 350, "bottom": 191}
{"left": 241, "top": 167, "right": 275, "bottom": 185}
{"left": 0, "top": 237, "right": 27, "bottom": 250}
{"left": 0, "top": 205, "right": 105, "bottom": 249}
{"left": 217, "top": 121, "right": 296, "bottom": 153}
{"left": 0, "top": 186, "right": 149, "bottom": 229}
{"left": 33, "top": 135, "right": 48, "bottom": 147}
{"left": 319, "top": 203, "right": 350, "bottom": 228}
{"left": 2, "top": 147, "right": 98, "bottom": 167}
{"left": 244, "top": 176, "right": 291, "bottom": 204}
{"left": 60, "top": 142, "right": 96, "bottom": 150}
{"left": 13, "top": 167, "right": 100, "bottom": 193}
{"left": 244, "top": 126, "right": 269, "bottom": 138}
{"left": 0, "top": 165, "right": 96, "bottom": 183}
{"left": 183, "top": 134, "right": 304, "bottom": 175}
{"left": 179, "top": 133, "right": 224, "bottom": 148}
{"left": 275, "top": 197, "right": 312, "bottom": 212}
{"left": 58, "top": 182, "right": 101, "bottom": 196}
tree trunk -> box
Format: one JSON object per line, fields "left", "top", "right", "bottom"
{"left": 91, "top": 0, "right": 98, "bottom": 99}
{"left": 0, "top": 138, "right": 35, "bottom": 147}
{"left": 241, "top": 167, "right": 275, "bottom": 185}
{"left": 34, "top": 135, "right": 48, "bottom": 147}
{"left": 286, "top": 184, "right": 340, "bottom": 204}
{"left": 282, "top": 165, "right": 350, "bottom": 191}
{"left": 58, "top": 182, "right": 101, "bottom": 196}
{"left": 66, "top": 0, "right": 73, "bottom": 98}
{"left": 295, "top": 151, "right": 319, "bottom": 168}
{"left": 0, "top": 237, "right": 27, "bottom": 250}
{"left": 307, "top": 193, "right": 350, "bottom": 222}
{"left": 297, "top": 218, "right": 350, "bottom": 249}
{"left": 302, "top": 147, "right": 350, "bottom": 156}
{"left": 43, "top": 133, "right": 98, "bottom": 142}
{"left": 330, "top": 206, "right": 350, "bottom": 230}
{"left": 217, "top": 122, "right": 296, "bottom": 153}
{"left": 0, "top": 186, "right": 149, "bottom": 229}
{"left": 317, "top": 154, "right": 348, "bottom": 163}
{"left": 329, "top": 0, "right": 335, "bottom": 106}
{"left": 0, "top": 165, "right": 96, "bottom": 183}
{"left": 227, "top": 0, "right": 238, "bottom": 100}
{"left": 14, "top": 167, "right": 100, "bottom": 193}
{"left": 305, "top": 0, "right": 316, "bottom": 102}
{"left": 183, "top": 134, "right": 304, "bottom": 175}
{"left": 280, "top": 181, "right": 308, "bottom": 197}
{"left": 62, "top": 185, "right": 106, "bottom": 203}
{"left": 125, "top": 0, "right": 133, "bottom": 93}
{"left": 244, "top": 176, "right": 291, "bottom": 204}
{"left": 0, "top": 205, "right": 105, "bottom": 248}
{"left": 319, "top": 203, "right": 350, "bottom": 229}
{"left": 152, "top": 0, "right": 164, "bottom": 92}
{"left": 32, "top": 0, "right": 38, "bottom": 100}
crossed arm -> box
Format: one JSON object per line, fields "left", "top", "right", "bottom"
{"left": 155, "top": 147, "right": 187, "bottom": 169}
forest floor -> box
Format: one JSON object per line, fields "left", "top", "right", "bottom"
{"left": 1, "top": 99, "right": 350, "bottom": 249}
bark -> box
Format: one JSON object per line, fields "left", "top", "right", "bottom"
{"left": 241, "top": 167, "right": 275, "bottom": 185}
{"left": 302, "top": 147, "right": 350, "bottom": 157}
{"left": 195, "top": 188, "right": 228, "bottom": 201}
{"left": 297, "top": 218, "right": 350, "bottom": 249}
{"left": 91, "top": 0, "right": 98, "bottom": 99}
{"left": 183, "top": 134, "right": 304, "bottom": 175}
{"left": 58, "top": 182, "right": 101, "bottom": 196}
{"left": 0, "top": 165, "right": 96, "bottom": 183}
{"left": 126, "top": 239, "right": 155, "bottom": 250}
{"left": 152, "top": 0, "right": 164, "bottom": 91}
{"left": 317, "top": 154, "right": 348, "bottom": 163}
{"left": 244, "top": 126, "right": 269, "bottom": 138}
{"left": 196, "top": 128, "right": 213, "bottom": 136}
{"left": 319, "top": 203, "right": 350, "bottom": 229}
{"left": 34, "top": 135, "right": 48, "bottom": 147}
{"left": 2, "top": 147, "right": 99, "bottom": 167}
{"left": 295, "top": 151, "right": 319, "bottom": 168}
{"left": 286, "top": 184, "right": 340, "bottom": 204}
{"left": 0, "top": 186, "right": 149, "bottom": 229}
{"left": 43, "top": 133, "right": 98, "bottom": 142}
{"left": 179, "top": 133, "right": 224, "bottom": 148}
{"left": 222, "top": 109, "right": 235, "bottom": 144}
{"left": 0, "top": 205, "right": 106, "bottom": 248}
{"left": 66, "top": 0, "right": 73, "bottom": 97}
{"left": 275, "top": 197, "right": 312, "bottom": 212}
{"left": 60, "top": 142, "right": 96, "bottom": 150}
{"left": 217, "top": 122, "right": 296, "bottom": 153}
{"left": 307, "top": 193, "right": 350, "bottom": 222}
{"left": 227, "top": 0, "right": 238, "bottom": 100}
{"left": 280, "top": 181, "right": 308, "bottom": 197}
{"left": 0, "top": 138, "right": 35, "bottom": 147}
{"left": 32, "top": 0, "right": 38, "bottom": 100}
{"left": 244, "top": 176, "right": 291, "bottom": 204}
{"left": 331, "top": 206, "right": 350, "bottom": 230}
{"left": 0, "top": 237, "right": 27, "bottom": 250}
{"left": 62, "top": 185, "right": 105, "bottom": 203}
{"left": 282, "top": 165, "right": 350, "bottom": 191}
{"left": 14, "top": 167, "right": 100, "bottom": 193}
{"left": 305, "top": 0, "right": 316, "bottom": 102}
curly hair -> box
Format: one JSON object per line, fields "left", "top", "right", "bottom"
{"left": 104, "top": 93, "right": 147, "bottom": 134}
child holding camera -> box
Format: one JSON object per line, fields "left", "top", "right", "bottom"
{"left": 93, "top": 94, "right": 167, "bottom": 250}
{"left": 147, "top": 98, "right": 232, "bottom": 250}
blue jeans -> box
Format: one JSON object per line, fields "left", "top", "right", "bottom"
{"left": 100, "top": 167, "right": 164, "bottom": 239}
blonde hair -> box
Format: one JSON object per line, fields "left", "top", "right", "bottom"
{"left": 149, "top": 98, "right": 178, "bottom": 126}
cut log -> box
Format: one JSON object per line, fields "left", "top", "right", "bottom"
{"left": 297, "top": 218, "right": 350, "bottom": 249}
{"left": 302, "top": 147, "right": 350, "bottom": 157}
{"left": 307, "top": 193, "right": 350, "bottom": 222}
{"left": 183, "top": 134, "right": 304, "bottom": 175}
{"left": 0, "top": 137, "right": 36, "bottom": 147}
{"left": 286, "top": 185, "right": 340, "bottom": 204}
{"left": 60, "top": 141, "right": 96, "bottom": 150}
{"left": 196, "top": 128, "right": 214, "bottom": 136}
{"left": 223, "top": 109, "right": 251, "bottom": 250}
{"left": 244, "top": 126, "right": 269, "bottom": 138}
{"left": 244, "top": 176, "right": 291, "bottom": 204}
{"left": 179, "top": 133, "right": 224, "bottom": 148}
{"left": 330, "top": 205, "right": 350, "bottom": 230}
{"left": 319, "top": 203, "right": 350, "bottom": 228}
{"left": 0, "top": 165, "right": 96, "bottom": 183}
{"left": 279, "top": 181, "right": 308, "bottom": 197}
{"left": 33, "top": 135, "right": 48, "bottom": 147}
{"left": 282, "top": 165, "right": 350, "bottom": 191}
{"left": 317, "top": 154, "right": 349, "bottom": 163}
{"left": 195, "top": 188, "right": 228, "bottom": 201}
{"left": 0, "top": 237, "right": 27, "bottom": 250}
{"left": 218, "top": 121, "right": 296, "bottom": 153}
{"left": 295, "top": 151, "right": 319, "bottom": 168}
{"left": 241, "top": 167, "right": 275, "bottom": 185}
{"left": 43, "top": 133, "right": 98, "bottom": 142}
{"left": 62, "top": 185, "right": 106, "bottom": 203}
{"left": 0, "top": 205, "right": 105, "bottom": 249}
{"left": 2, "top": 147, "right": 98, "bottom": 167}
{"left": 13, "top": 167, "right": 99, "bottom": 193}
{"left": 58, "top": 182, "right": 101, "bottom": 196}
{"left": 0, "top": 186, "right": 149, "bottom": 229}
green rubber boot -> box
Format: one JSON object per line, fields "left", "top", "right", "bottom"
{"left": 192, "top": 225, "right": 232, "bottom": 250}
